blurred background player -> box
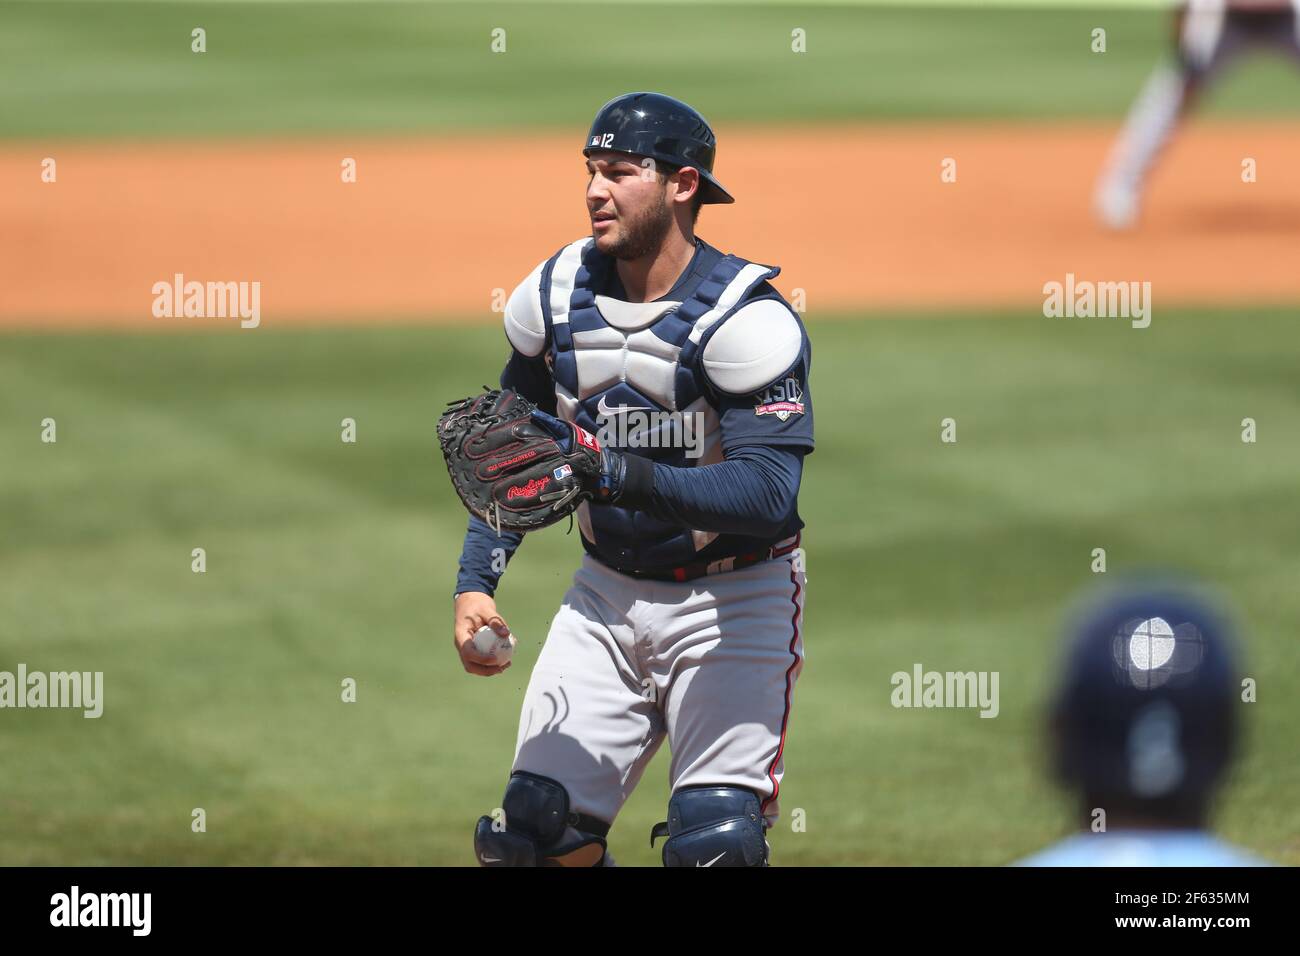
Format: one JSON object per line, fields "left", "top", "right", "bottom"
{"left": 1094, "top": 0, "right": 1300, "bottom": 229}
{"left": 1016, "top": 579, "right": 1270, "bottom": 866}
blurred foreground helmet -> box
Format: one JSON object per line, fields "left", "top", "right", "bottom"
{"left": 1051, "top": 579, "right": 1241, "bottom": 815}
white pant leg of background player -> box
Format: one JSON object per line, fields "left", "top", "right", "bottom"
{"left": 1095, "top": 3, "right": 1250, "bottom": 226}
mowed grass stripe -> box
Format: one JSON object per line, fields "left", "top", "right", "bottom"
{"left": 4, "top": 3, "right": 1300, "bottom": 139}
{"left": 1, "top": 311, "right": 1296, "bottom": 864}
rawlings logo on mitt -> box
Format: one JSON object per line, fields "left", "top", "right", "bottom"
{"left": 437, "top": 388, "right": 603, "bottom": 534}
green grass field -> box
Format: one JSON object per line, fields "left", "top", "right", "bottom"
{"left": 3, "top": 310, "right": 1297, "bottom": 865}
{"left": 3, "top": 0, "right": 1297, "bottom": 866}
{"left": 4, "top": 1, "right": 1300, "bottom": 140}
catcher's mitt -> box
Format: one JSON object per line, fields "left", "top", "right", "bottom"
{"left": 437, "top": 388, "right": 603, "bottom": 534}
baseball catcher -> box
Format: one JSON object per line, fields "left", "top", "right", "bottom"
{"left": 443, "top": 92, "right": 814, "bottom": 868}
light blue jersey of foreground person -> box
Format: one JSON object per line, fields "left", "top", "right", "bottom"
{"left": 1016, "top": 829, "right": 1269, "bottom": 867}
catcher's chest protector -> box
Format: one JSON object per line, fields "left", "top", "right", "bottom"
{"left": 539, "top": 238, "right": 781, "bottom": 569}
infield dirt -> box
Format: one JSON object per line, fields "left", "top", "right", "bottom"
{"left": 3, "top": 121, "right": 1298, "bottom": 328}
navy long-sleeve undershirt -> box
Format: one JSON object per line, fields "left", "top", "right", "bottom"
{"left": 643, "top": 444, "right": 804, "bottom": 540}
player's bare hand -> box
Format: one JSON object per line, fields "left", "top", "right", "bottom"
{"left": 453, "top": 591, "right": 513, "bottom": 677}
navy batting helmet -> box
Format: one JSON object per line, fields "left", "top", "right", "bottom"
{"left": 1050, "top": 579, "right": 1242, "bottom": 819}
{"left": 583, "top": 92, "right": 734, "bottom": 205}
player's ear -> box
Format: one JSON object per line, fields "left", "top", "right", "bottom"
{"left": 672, "top": 166, "right": 701, "bottom": 207}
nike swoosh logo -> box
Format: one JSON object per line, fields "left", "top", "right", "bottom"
{"left": 697, "top": 851, "right": 726, "bottom": 867}
{"left": 597, "top": 394, "right": 655, "bottom": 417}
{"left": 481, "top": 855, "right": 502, "bottom": 863}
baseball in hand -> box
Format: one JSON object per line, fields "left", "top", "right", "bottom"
{"left": 471, "top": 624, "right": 517, "bottom": 664}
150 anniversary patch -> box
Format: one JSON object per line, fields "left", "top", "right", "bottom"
{"left": 754, "top": 376, "right": 805, "bottom": 421}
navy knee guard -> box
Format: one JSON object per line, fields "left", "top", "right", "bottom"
{"left": 650, "top": 786, "right": 769, "bottom": 867}
{"left": 474, "top": 771, "right": 611, "bottom": 867}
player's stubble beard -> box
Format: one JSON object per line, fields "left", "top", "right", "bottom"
{"left": 600, "top": 186, "right": 673, "bottom": 261}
